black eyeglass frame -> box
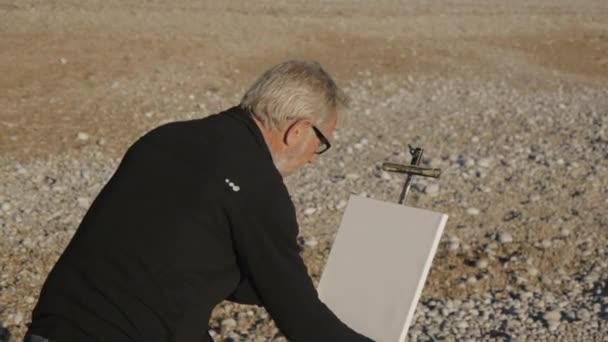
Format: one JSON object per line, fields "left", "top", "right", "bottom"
{"left": 312, "top": 125, "right": 331, "bottom": 155}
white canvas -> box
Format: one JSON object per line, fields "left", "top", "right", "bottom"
{"left": 317, "top": 195, "right": 448, "bottom": 342}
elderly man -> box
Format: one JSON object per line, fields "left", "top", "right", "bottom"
{"left": 25, "top": 61, "right": 373, "bottom": 341}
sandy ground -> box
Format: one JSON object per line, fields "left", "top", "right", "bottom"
{"left": 1, "top": 0, "right": 608, "bottom": 340}
{"left": 2, "top": 0, "right": 607, "bottom": 160}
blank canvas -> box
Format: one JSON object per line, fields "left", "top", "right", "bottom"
{"left": 317, "top": 195, "right": 448, "bottom": 342}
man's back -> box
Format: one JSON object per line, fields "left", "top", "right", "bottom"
{"left": 27, "top": 106, "right": 373, "bottom": 342}
{"left": 27, "top": 108, "right": 270, "bottom": 341}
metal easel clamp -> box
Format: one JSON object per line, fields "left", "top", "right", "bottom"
{"left": 381, "top": 145, "right": 442, "bottom": 205}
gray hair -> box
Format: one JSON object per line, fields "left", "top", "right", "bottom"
{"left": 240, "top": 60, "right": 349, "bottom": 130}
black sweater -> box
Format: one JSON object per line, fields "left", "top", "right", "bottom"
{"left": 27, "top": 106, "right": 373, "bottom": 342}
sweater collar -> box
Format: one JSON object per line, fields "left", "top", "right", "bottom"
{"left": 224, "top": 105, "right": 274, "bottom": 162}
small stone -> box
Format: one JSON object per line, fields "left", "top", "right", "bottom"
{"left": 304, "top": 237, "right": 318, "bottom": 247}
{"left": 456, "top": 321, "right": 469, "bottom": 329}
{"left": 26, "top": 296, "right": 35, "bottom": 304}
{"left": 496, "top": 231, "right": 513, "bottom": 243}
{"left": 221, "top": 318, "right": 237, "bottom": 332}
{"left": 528, "top": 268, "right": 539, "bottom": 277}
{"left": 547, "top": 321, "right": 559, "bottom": 331}
{"left": 560, "top": 228, "right": 571, "bottom": 237}
{"left": 380, "top": 171, "right": 392, "bottom": 181}
{"left": 77, "top": 197, "right": 90, "bottom": 208}
{"left": 59, "top": 57, "right": 67, "bottom": 65}
{"left": 543, "top": 310, "right": 561, "bottom": 322}
{"left": 346, "top": 173, "right": 359, "bottom": 180}
{"left": 425, "top": 184, "right": 440, "bottom": 195}
{"left": 429, "top": 158, "right": 442, "bottom": 168}
{"left": 77, "top": 132, "right": 90, "bottom": 141}
{"left": 584, "top": 274, "right": 598, "bottom": 284}
{"left": 466, "top": 207, "right": 480, "bottom": 215}
{"left": 478, "top": 158, "right": 492, "bottom": 168}
{"left": 476, "top": 259, "right": 489, "bottom": 269}
{"left": 448, "top": 240, "right": 460, "bottom": 251}
{"left": 14, "top": 312, "right": 23, "bottom": 325}
{"left": 1, "top": 202, "right": 11, "bottom": 212}
{"left": 577, "top": 309, "right": 591, "bottom": 321}
{"left": 521, "top": 292, "right": 534, "bottom": 300}
{"left": 336, "top": 200, "right": 347, "bottom": 210}
{"left": 304, "top": 208, "right": 316, "bottom": 216}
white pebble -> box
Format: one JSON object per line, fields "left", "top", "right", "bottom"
{"left": 496, "top": 231, "right": 513, "bottom": 243}
{"left": 336, "top": 200, "right": 347, "bottom": 210}
{"left": 77, "top": 197, "right": 90, "bottom": 208}
{"left": 59, "top": 57, "right": 67, "bottom": 65}
{"left": 543, "top": 310, "right": 561, "bottom": 322}
{"left": 346, "top": 173, "right": 359, "bottom": 180}
{"left": 380, "top": 171, "right": 392, "bottom": 180}
{"left": 478, "top": 158, "right": 492, "bottom": 168}
{"left": 304, "top": 237, "right": 318, "bottom": 247}
{"left": 14, "top": 312, "right": 23, "bottom": 325}
{"left": 456, "top": 321, "right": 469, "bottom": 329}
{"left": 304, "top": 208, "right": 316, "bottom": 216}
{"left": 425, "top": 184, "right": 440, "bottom": 195}
{"left": 1, "top": 202, "right": 11, "bottom": 211}
{"left": 77, "top": 132, "right": 90, "bottom": 141}
{"left": 560, "top": 228, "right": 571, "bottom": 237}
{"left": 221, "top": 318, "right": 236, "bottom": 328}
{"left": 577, "top": 309, "right": 591, "bottom": 321}
{"left": 448, "top": 240, "right": 460, "bottom": 251}
{"left": 466, "top": 207, "right": 480, "bottom": 215}
{"left": 476, "top": 259, "right": 489, "bottom": 269}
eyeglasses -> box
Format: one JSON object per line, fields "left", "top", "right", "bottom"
{"left": 312, "top": 125, "right": 331, "bottom": 154}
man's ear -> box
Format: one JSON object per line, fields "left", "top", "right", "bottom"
{"left": 283, "top": 119, "right": 310, "bottom": 147}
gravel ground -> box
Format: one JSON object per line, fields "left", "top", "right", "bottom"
{"left": 1, "top": 1, "right": 608, "bottom": 341}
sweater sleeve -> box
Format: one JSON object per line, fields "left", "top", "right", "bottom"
{"left": 228, "top": 181, "right": 373, "bottom": 342}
